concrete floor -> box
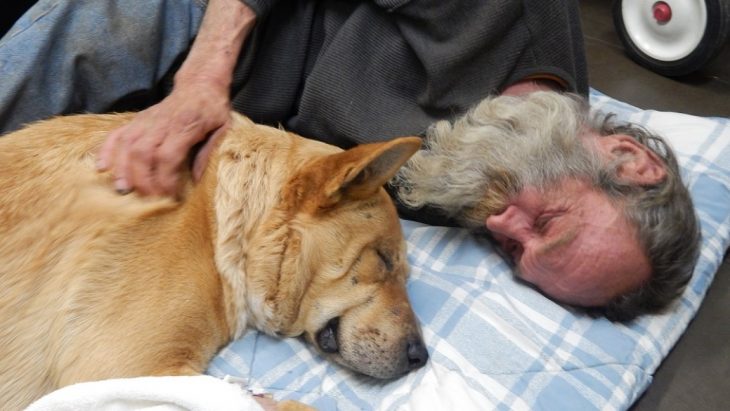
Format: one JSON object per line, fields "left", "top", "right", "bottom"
{"left": 579, "top": 1, "right": 730, "bottom": 410}
{"left": 581, "top": 0, "right": 730, "bottom": 117}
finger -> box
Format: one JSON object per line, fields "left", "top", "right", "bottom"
{"left": 97, "top": 127, "right": 124, "bottom": 171}
{"left": 152, "top": 130, "right": 193, "bottom": 196}
{"left": 192, "top": 125, "right": 228, "bottom": 182}
{"left": 127, "top": 133, "right": 162, "bottom": 196}
{"left": 113, "top": 129, "right": 143, "bottom": 195}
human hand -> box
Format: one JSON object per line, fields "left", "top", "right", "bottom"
{"left": 96, "top": 82, "right": 231, "bottom": 196}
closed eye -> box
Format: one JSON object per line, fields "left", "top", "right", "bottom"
{"left": 534, "top": 215, "right": 553, "bottom": 233}
{"left": 376, "top": 249, "right": 393, "bottom": 272}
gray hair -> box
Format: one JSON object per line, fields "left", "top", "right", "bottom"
{"left": 590, "top": 116, "right": 701, "bottom": 322}
{"left": 394, "top": 92, "right": 602, "bottom": 228}
{"left": 393, "top": 92, "right": 701, "bottom": 322}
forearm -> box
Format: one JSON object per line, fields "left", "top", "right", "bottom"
{"left": 174, "top": 0, "right": 257, "bottom": 92}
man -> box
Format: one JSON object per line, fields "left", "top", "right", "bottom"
{"left": 394, "top": 91, "right": 701, "bottom": 321}
{"left": 1, "top": 0, "right": 587, "bottom": 195}
{"left": 0, "top": 0, "right": 698, "bottom": 321}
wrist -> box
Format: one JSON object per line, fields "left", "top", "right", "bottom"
{"left": 173, "top": 71, "right": 232, "bottom": 92}
{"left": 174, "top": 0, "right": 256, "bottom": 92}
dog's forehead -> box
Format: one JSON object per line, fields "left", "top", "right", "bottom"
{"left": 352, "top": 193, "right": 409, "bottom": 265}
{"left": 320, "top": 190, "right": 407, "bottom": 260}
{"left": 348, "top": 191, "right": 404, "bottom": 235}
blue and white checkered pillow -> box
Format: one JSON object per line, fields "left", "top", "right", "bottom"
{"left": 207, "top": 90, "right": 730, "bottom": 411}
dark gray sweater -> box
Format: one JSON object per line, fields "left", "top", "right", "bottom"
{"left": 233, "top": 0, "right": 587, "bottom": 145}
{"left": 233, "top": 0, "right": 588, "bottom": 224}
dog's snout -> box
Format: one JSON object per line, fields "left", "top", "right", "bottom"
{"left": 406, "top": 337, "right": 428, "bottom": 370}
{"left": 316, "top": 317, "right": 340, "bottom": 354}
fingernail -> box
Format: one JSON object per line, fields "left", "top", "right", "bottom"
{"left": 115, "top": 179, "right": 131, "bottom": 195}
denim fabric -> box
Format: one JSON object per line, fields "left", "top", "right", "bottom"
{"left": 0, "top": 0, "right": 206, "bottom": 135}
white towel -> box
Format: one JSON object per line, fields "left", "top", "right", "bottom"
{"left": 25, "top": 375, "right": 265, "bottom": 411}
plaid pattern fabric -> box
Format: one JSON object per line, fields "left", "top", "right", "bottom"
{"left": 207, "top": 90, "right": 730, "bottom": 411}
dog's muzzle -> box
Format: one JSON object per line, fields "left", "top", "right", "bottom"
{"left": 315, "top": 316, "right": 429, "bottom": 377}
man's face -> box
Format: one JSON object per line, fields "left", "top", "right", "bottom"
{"left": 395, "top": 92, "right": 659, "bottom": 308}
{"left": 486, "top": 178, "right": 651, "bottom": 307}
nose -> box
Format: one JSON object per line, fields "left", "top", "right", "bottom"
{"left": 406, "top": 337, "right": 429, "bottom": 371}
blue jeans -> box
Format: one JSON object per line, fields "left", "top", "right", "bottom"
{"left": 0, "top": 0, "right": 206, "bottom": 135}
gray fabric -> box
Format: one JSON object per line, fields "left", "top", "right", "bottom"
{"left": 230, "top": 0, "right": 588, "bottom": 148}
{"left": 0, "top": 0, "right": 205, "bottom": 135}
{"left": 229, "top": 0, "right": 588, "bottom": 226}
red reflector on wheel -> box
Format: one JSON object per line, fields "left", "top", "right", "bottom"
{"left": 653, "top": 1, "right": 673, "bottom": 23}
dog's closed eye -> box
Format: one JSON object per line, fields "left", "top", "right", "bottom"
{"left": 376, "top": 249, "right": 393, "bottom": 272}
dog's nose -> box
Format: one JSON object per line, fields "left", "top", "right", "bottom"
{"left": 406, "top": 337, "right": 429, "bottom": 370}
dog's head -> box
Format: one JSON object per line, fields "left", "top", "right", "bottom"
{"left": 230, "top": 130, "right": 427, "bottom": 379}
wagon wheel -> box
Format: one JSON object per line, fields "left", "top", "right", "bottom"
{"left": 612, "top": 0, "right": 730, "bottom": 76}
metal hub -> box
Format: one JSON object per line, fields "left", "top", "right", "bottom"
{"left": 652, "top": 1, "right": 673, "bottom": 23}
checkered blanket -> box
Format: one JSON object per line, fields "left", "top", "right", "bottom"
{"left": 207, "top": 90, "right": 730, "bottom": 411}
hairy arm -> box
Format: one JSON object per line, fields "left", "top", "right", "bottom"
{"left": 97, "top": 0, "right": 257, "bottom": 196}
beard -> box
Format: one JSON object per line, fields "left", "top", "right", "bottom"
{"left": 393, "top": 92, "right": 604, "bottom": 229}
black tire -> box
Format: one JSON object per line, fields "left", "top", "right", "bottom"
{"left": 612, "top": 0, "right": 730, "bottom": 76}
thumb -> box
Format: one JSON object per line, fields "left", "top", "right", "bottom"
{"left": 192, "top": 125, "right": 228, "bottom": 182}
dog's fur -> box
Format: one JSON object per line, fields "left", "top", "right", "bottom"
{"left": 0, "top": 112, "right": 425, "bottom": 410}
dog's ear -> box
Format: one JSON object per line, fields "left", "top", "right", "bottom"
{"left": 286, "top": 137, "right": 421, "bottom": 212}
{"left": 323, "top": 136, "right": 421, "bottom": 202}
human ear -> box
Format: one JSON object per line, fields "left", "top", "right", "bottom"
{"left": 596, "top": 134, "right": 667, "bottom": 185}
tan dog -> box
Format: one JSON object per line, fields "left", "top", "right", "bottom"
{"left": 0, "top": 112, "right": 426, "bottom": 410}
